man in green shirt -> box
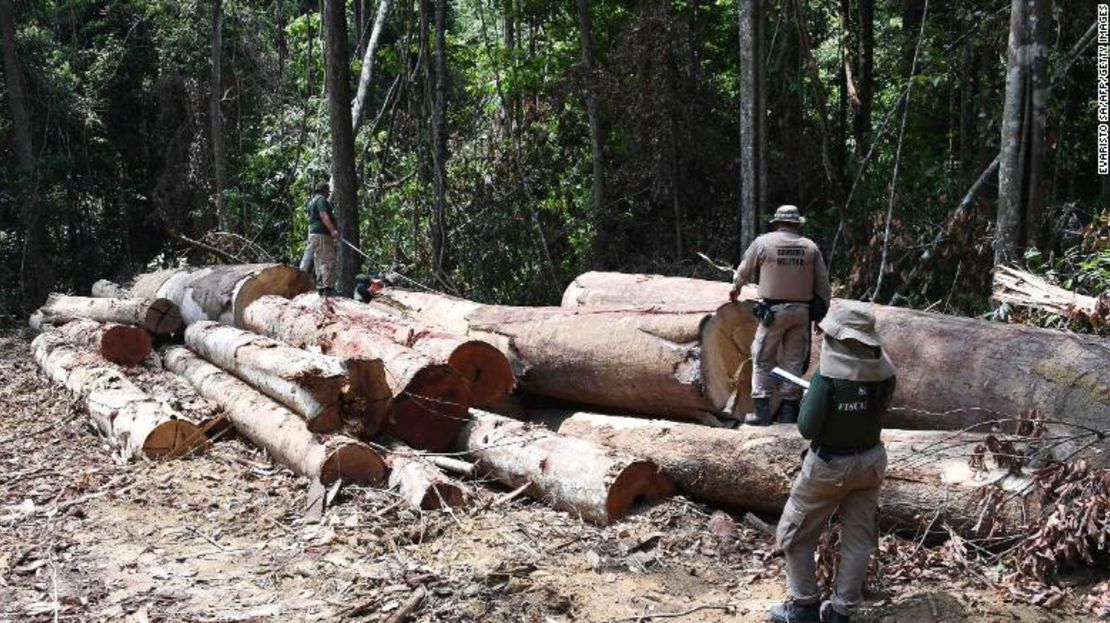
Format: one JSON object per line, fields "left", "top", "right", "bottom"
{"left": 306, "top": 182, "right": 340, "bottom": 295}
{"left": 769, "top": 301, "right": 896, "bottom": 623}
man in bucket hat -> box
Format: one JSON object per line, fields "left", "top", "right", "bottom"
{"left": 729, "top": 205, "right": 832, "bottom": 426}
{"left": 768, "top": 301, "right": 896, "bottom": 623}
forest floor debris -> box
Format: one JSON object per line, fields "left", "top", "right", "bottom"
{"left": 0, "top": 329, "right": 1102, "bottom": 621}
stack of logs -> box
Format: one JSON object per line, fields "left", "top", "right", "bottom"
{"left": 30, "top": 265, "right": 1110, "bottom": 536}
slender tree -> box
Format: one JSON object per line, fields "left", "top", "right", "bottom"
{"left": 737, "top": 0, "right": 765, "bottom": 253}
{"left": 323, "top": 0, "right": 360, "bottom": 292}
{"left": 429, "top": 0, "right": 450, "bottom": 286}
{"left": 855, "top": 0, "right": 873, "bottom": 160}
{"left": 351, "top": 0, "right": 393, "bottom": 136}
{"left": 575, "top": 0, "right": 607, "bottom": 266}
{"left": 1, "top": 0, "right": 51, "bottom": 304}
{"left": 210, "top": 0, "right": 228, "bottom": 231}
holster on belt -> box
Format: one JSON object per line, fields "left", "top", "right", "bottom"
{"left": 753, "top": 301, "right": 775, "bottom": 327}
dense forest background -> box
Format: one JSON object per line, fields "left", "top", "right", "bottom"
{"left": 0, "top": 0, "right": 1106, "bottom": 321}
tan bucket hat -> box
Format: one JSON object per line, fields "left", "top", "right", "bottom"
{"left": 769, "top": 204, "right": 806, "bottom": 225}
{"left": 818, "top": 300, "right": 882, "bottom": 347}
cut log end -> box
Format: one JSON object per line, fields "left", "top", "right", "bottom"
{"left": 145, "top": 298, "right": 184, "bottom": 335}
{"left": 605, "top": 460, "right": 675, "bottom": 522}
{"left": 319, "top": 442, "right": 388, "bottom": 487}
{"left": 385, "top": 366, "right": 471, "bottom": 452}
{"left": 306, "top": 404, "right": 345, "bottom": 434}
{"left": 99, "top": 325, "right": 153, "bottom": 366}
{"left": 141, "top": 419, "right": 205, "bottom": 459}
{"left": 231, "top": 265, "right": 313, "bottom": 327}
{"left": 418, "top": 483, "right": 466, "bottom": 511}
{"left": 699, "top": 302, "right": 756, "bottom": 414}
{"left": 448, "top": 341, "right": 515, "bottom": 406}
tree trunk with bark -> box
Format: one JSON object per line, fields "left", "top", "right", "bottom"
{"left": 374, "top": 289, "right": 755, "bottom": 424}
{"left": 384, "top": 439, "right": 467, "bottom": 510}
{"left": 210, "top": 0, "right": 228, "bottom": 231}
{"left": 240, "top": 295, "right": 470, "bottom": 451}
{"left": 36, "top": 294, "right": 183, "bottom": 336}
{"left": 558, "top": 271, "right": 1110, "bottom": 459}
{"left": 855, "top": 0, "right": 873, "bottom": 160}
{"left": 184, "top": 321, "right": 352, "bottom": 432}
{"left": 32, "top": 332, "right": 205, "bottom": 460}
{"left": 455, "top": 410, "right": 673, "bottom": 525}
{"left": 162, "top": 346, "right": 386, "bottom": 486}
{"left": 323, "top": 0, "right": 360, "bottom": 293}
{"left": 351, "top": 0, "right": 393, "bottom": 136}
{"left": 282, "top": 294, "right": 514, "bottom": 405}
{"left": 737, "top": 0, "right": 765, "bottom": 253}
{"left": 127, "top": 264, "right": 312, "bottom": 327}
{"left": 30, "top": 318, "right": 152, "bottom": 366}
{"left": 429, "top": 0, "right": 450, "bottom": 286}
{"left": 575, "top": 0, "right": 607, "bottom": 266}
{"left": 541, "top": 411, "right": 1033, "bottom": 537}
{"left": 1, "top": 0, "right": 52, "bottom": 304}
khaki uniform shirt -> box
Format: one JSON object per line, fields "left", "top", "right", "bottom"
{"left": 733, "top": 229, "right": 832, "bottom": 302}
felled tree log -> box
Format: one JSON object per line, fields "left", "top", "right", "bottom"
{"left": 562, "top": 271, "right": 757, "bottom": 309}
{"left": 375, "top": 289, "right": 753, "bottom": 424}
{"left": 542, "top": 411, "right": 1034, "bottom": 537}
{"left": 30, "top": 317, "right": 152, "bottom": 366}
{"left": 162, "top": 346, "right": 386, "bottom": 486}
{"left": 241, "top": 296, "right": 471, "bottom": 452}
{"left": 90, "top": 279, "right": 126, "bottom": 298}
{"left": 184, "top": 321, "right": 351, "bottom": 433}
{"left": 128, "top": 263, "right": 312, "bottom": 326}
{"left": 559, "top": 271, "right": 1110, "bottom": 452}
{"left": 454, "top": 410, "right": 673, "bottom": 525}
{"left": 384, "top": 440, "right": 467, "bottom": 510}
{"left": 31, "top": 332, "right": 204, "bottom": 460}
{"left": 307, "top": 294, "right": 514, "bottom": 406}
{"left": 36, "top": 294, "right": 182, "bottom": 336}
{"left": 993, "top": 265, "right": 1108, "bottom": 326}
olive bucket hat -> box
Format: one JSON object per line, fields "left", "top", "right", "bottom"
{"left": 769, "top": 204, "right": 806, "bottom": 225}
{"left": 819, "top": 300, "right": 882, "bottom": 347}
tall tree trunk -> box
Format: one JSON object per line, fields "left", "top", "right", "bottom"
{"left": 837, "top": 0, "right": 860, "bottom": 161}
{"left": 351, "top": 0, "right": 393, "bottom": 136}
{"left": 210, "top": 0, "right": 228, "bottom": 231}
{"left": 0, "top": 0, "right": 51, "bottom": 305}
{"left": 323, "top": 0, "right": 360, "bottom": 293}
{"left": 737, "top": 0, "right": 765, "bottom": 254}
{"left": 900, "top": 0, "right": 925, "bottom": 79}
{"left": 792, "top": 0, "right": 843, "bottom": 202}
{"left": 855, "top": 0, "right": 872, "bottom": 160}
{"left": 1023, "top": 0, "right": 1048, "bottom": 251}
{"left": 996, "top": 0, "right": 1048, "bottom": 264}
{"left": 428, "top": 0, "right": 450, "bottom": 286}
{"left": 575, "top": 0, "right": 608, "bottom": 266}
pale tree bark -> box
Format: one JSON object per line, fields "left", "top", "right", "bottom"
{"left": 737, "top": 0, "right": 765, "bottom": 253}
{"left": 351, "top": 0, "right": 393, "bottom": 136}
{"left": 996, "top": 0, "right": 1048, "bottom": 263}
{"left": 323, "top": 0, "right": 360, "bottom": 293}
{"left": 210, "top": 0, "right": 228, "bottom": 231}
{"left": 792, "top": 0, "right": 843, "bottom": 201}
{"left": 0, "top": 0, "right": 51, "bottom": 304}
{"left": 575, "top": 0, "right": 607, "bottom": 266}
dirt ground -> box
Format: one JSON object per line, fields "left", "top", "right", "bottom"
{"left": 0, "top": 329, "right": 1100, "bottom": 622}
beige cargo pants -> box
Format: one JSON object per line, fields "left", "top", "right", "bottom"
{"left": 309, "top": 233, "right": 337, "bottom": 290}
{"left": 751, "top": 303, "right": 810, "bottom": 400}
{"left": 776, "top": 444, "right": 886, "bottom": 617}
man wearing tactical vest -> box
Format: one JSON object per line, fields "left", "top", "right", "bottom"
{"left": 729, "top": 205, "right": 832, "bottom": 426}
{"left": 768, "top": 301, "right": 896, "bottom": 623}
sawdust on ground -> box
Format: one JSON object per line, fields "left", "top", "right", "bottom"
{"left": 0, "top": 329, "right": 1098, "bottom": 622}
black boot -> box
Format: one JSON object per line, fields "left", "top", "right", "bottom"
{"left": 769, "top": 600, "right": 820, "bottom": 623}
{"left": 777, "top": 399, "right": 801, "bottom": 424}
{"left": 820, "top": 601, "right": 851, "bottom": 622}
{"left": 744, "top": 397, "right": 772, "bottom": 426}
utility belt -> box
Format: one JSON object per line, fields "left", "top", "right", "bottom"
{"left": 753, "top": 297, "right": 829, "bottom": 327}
{"left": 752, "top": 299, "right": 808, "bottom": 327}
{"left": 809, "top": 441, "right": 878, "bottom": 463}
